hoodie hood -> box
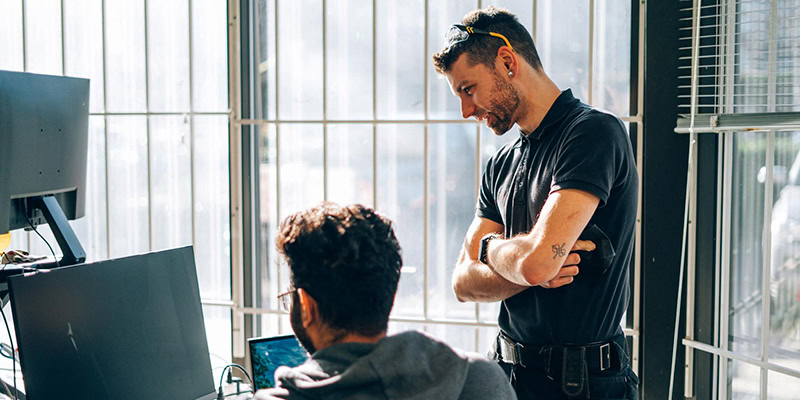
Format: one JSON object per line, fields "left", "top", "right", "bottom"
{"left": 269, "top": 330, "right": 471, "bottom": 400}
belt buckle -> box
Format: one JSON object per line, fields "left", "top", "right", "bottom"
{"left": 599, "top": 343, "right": 611, "bottom": 371}
{"left": 499, "top": 334, "right": 525, "bottom": 367}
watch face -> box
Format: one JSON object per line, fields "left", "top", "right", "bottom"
{"left": 479, "top": 234, "right": 493, "bottom": 264}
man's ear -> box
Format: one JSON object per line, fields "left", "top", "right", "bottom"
{"left": 496, "top": 46, "right": 517, "bottom": 76}
{"left": 296, "top": 288, "right": 317, "bottom": 328}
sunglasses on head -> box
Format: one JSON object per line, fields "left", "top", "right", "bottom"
{"left": 443, "top": 24, "right": 515, "bottom": 52}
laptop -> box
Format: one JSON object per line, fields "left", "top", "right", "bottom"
{"left": 248, "top": 335, "right": 309, "bottom": 390}
{"left": 8, "top": 246, "right": 216, "bottom": 400}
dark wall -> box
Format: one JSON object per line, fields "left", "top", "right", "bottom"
{"left": 640, "top": 0, "right": 688, "bottom": 398}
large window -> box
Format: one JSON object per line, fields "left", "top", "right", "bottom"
{"left": 678, "top": 0, "right": 800, "bottom": 397}
{"left": 0, "top": 0, "right": 233, "bottom": 385}
{"left": 241, "top": 0, "right": 637, "bottom": 366}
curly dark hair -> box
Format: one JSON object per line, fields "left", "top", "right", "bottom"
{"left": 275, "top": 202, "right": 403, "bottom": 336}
{"left": 432, "top": 6, "right": 542, "bottom": 74}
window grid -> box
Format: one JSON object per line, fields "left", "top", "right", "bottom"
{"left": 3, "top": 0, "right": 233, "bottom": 382}
{"left": 678, "top": 0, "right": 800, "bottom": 397}
{"left": 237, "top": 0, "right": 640, "bottom": 363}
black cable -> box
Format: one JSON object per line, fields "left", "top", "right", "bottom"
{"left": 23, "top": 201, "right": 58, "bottom": 269}
{"left": 0, "top": 305, "right": 17, "bottom": 400}
{"left": 218, "top": 363, "right": 254, "bottom": 388}
{"left": 217, "top": 363, "right": 254, "bottom": 399}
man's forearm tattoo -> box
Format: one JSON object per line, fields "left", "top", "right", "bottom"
{"left": 552, "top": 243, "right": 566, "bottom": 259}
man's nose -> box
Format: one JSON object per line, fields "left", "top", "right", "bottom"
{"left": 461, "top": 99, "right": 475, "bottom": 119}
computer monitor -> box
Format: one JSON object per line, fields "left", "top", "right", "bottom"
{"left": 0, "top": 70, "right": 89, "bottom": 265}
{"left": 7, "top": 246, "right": 216, "bottom": 400}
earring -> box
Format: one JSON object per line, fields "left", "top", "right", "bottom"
{"left": 508, "top": 70, "right": 514, "bottom": 77}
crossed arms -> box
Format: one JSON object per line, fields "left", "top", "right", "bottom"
{"left": 452, "top": 188, "right": 600, "bottom": 303}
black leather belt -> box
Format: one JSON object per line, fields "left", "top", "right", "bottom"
{"left": 494, "top": 331, "right": 628, "bottom": 373}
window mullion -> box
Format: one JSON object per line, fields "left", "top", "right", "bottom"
{"left": 719, "top": 130, "right": 733, "bottom": 399}
{"left": 322, "top": 0, "right": 328, "bottom": 202}
{"left": 761, "top": 129, "right": 775, "bottom": 398}
{"left": 760, "top": 0, "right": 779, "bottom": 396}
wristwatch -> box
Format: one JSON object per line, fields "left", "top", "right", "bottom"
{"left": 478, "top": 233, "right": 502, "bottom": 265}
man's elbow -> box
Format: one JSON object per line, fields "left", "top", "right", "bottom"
{"left": 518, "top": 255, "right": 558, "bottom": 286}
{"left": 452, "top": 272, "right": 472, "bottom": 303}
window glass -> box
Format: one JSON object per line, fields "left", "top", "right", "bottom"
{"left": 427, "top": 124, "right": 478, "bottom": 321}
{"left": 256, "top": 0, "right": 277, "bottom": 120}
{"left": 192, "top": 0, "right": 229, "bottom": 112}
{"left": 64, "top": 0, "right": 105, "bottom": 113}
{"left": 327, "top": 124, "right": 374, "bottom": 206}
{"left": 728, "top": 359, "right": 761, "bottom": 398}
{"left": 0, "top": 0, "right": 23, "bottom": 71}
{"left": 105, "top": 0, "right": 146, "bottom": 112}
{"left": 733, "top": 1, "right": 770, "bottom": 114}
{"left": 24, "top": 0, "right": 63, "bottom": 75}
{"left": 775, "top": 0, "right": 800, "bottom": 112}
{"left": 147, "top": 0, "right": 190, "bottom": 113}
{"left": 769, "top": 369, "right": 800, "bottom": 398}
{"left": 326, "top": 0, "right": 373, "bottom": 120}
{"left": 377, "top": 124, "right": 426, "bottom": 318}
{"left": 193, "top": 115, "right": 232, "bottom": 300}
{"left": 277, "top": 0, "right": 323, "bottom": 120}
{"left": 769, "top": 131, "right": 800, "bottom": 371}
{"left": 376, "top": 0, "right": 425, "bottom": 120}
{"left": 536, "top": 0, "right": 590, "bottom": 102}
{"left": 150, "top": 116, "right": 193, "bottom": 251}
{"left": 278, "top": 124, "right": 325, "bottom": 220}
{"left": 729, "top": 131, "right": 767, "bottom": 359}
{"left": 258, "top": 124, "right": 279, "bottom": 311}
{"left": 106, "top": 116, "right": 150, "bottom": 258}
{"left": 593, "top": 0, "right": 631, "bottom": 116}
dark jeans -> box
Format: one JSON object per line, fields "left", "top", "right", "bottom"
{"left": 498, "top": 362, "right": 639, "bottom": 400}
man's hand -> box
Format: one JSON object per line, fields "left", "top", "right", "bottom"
{"left": 540, "top": 240, "right": 595, "bottom": 288}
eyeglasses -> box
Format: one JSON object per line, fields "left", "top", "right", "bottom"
{"left": 277, "top": 288, "right": 296, "bottom": 313}
{"left": 443, "top": 24, "right": 514, "bottom": 53}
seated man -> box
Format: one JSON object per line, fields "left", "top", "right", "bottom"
{"left": 254, "top": 202, "right": 516, "bottom": 400}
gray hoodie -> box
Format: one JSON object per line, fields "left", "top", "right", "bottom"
{"left": 252, "top": 330, "right": 516, "bottom": 400}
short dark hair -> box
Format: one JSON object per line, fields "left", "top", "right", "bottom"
{"left": 432, "top": 6, "right": 542, "bottom": 74}
{"left": 276, "top": 202, "right": 403, "bottom": 336}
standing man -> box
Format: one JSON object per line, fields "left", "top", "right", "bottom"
{"left": 432, "top": 7, "right": 639, "bottom": 399}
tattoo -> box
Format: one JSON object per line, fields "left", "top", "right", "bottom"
{"left": 552, "top": 243, "right": 566, "bottom": 259}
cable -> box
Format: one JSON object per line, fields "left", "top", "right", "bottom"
{"left": 0, "top": 306, "right": 17, "bottom": 400}
{"left": 218, "top": 363, "right": 253, "bottom": 389}
{"left": 217, "top": 364, "right": 254, "bottom": 400}
{"left": 23, "top": 201, "right": 58, "bottom": 269}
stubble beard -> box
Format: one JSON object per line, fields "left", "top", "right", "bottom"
{"left": 486, "top": 71, "right": 524, "bottom": 136}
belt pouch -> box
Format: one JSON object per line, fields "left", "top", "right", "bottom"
{"left": 562, "top": 347, "right": 588, "bottom": 398}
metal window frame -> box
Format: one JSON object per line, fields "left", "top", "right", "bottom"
{"left": 20, "top": 0, "right": 237, "bottom": 304}
{"left": 233, "top": 0, "right": 642, "bottom": 358}
{"left": 678, "top": 0, "right": 800, "bottom": 397}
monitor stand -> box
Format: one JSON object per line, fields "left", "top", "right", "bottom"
{"left": 0, "top": 195, "right": 86, "bottom": 306}
{"left": 24, "top": 196, "right": 86, "bottom": 269}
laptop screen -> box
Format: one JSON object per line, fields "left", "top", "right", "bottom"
{"left": 8, "top": 246, "right": 216, "bottom": 400}
{"left": 248, "top": 335, "right": 308, "bottom": 390}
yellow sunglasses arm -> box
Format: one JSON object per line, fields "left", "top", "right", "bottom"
{"left": 489, "top": 32, "right": 514, "bottom": 52}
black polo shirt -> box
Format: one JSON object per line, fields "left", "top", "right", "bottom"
{"left": 477, "top": 89, "right": 638, "bottom": 345}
